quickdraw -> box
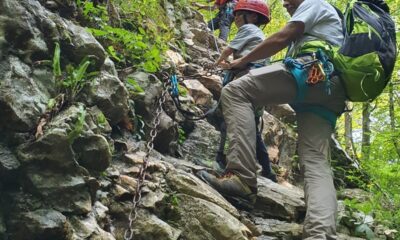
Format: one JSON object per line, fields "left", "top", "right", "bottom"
{"left": 307, "top": 62, "right": 326, "bottom": 85}
{"left": 170, "top": 74, "right": 179, "bottom": 97}
{"left": 168, "top": 72, "right": 220, "bottom": 121}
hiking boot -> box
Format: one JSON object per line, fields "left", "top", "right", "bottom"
{"left": 197, "top": 170, "right": 257, "bottom": 210}
{"left": 193, "top": 158, "right": 225, "bottom": 175}
{"left": 261, "top": 170, "right": 277, "bottom": 183}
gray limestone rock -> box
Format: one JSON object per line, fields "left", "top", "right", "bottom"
{"left": 253, "top": 218, "right": 302, "bottom": 240}
{"left": 165, "top": 168, "right": 239, "bottom": 218}
{"left": 254, "top": 177, "right": 305, "bottom": 221}
{"left": 0, "top": 144, "right": 20, "bottom": 182}
{"left": 80, "top": 72, "right": 129, "bottom": 126}
{"left": 168, "top": 194, "right": 253, "bottom": 240}
{"left": 69, "top": 214, "right": 115, "bottom": 240}
{"left": 25, "top": 167, "right": 92, "bottom": 214}
{"left": 0, "top": 56, "right": 49, "bottom": 132}
{"left": 7, "top": 209, "right": 72, "bottom": 240}
{"left": 72, "top": 134, "right": 112, "bottom": 172}
{"left": 17, "top": 128, "right": 77, "bottom": 169}
{"left": 124, "top": 71, "right": 179, "bottom": 154}
{"left": 112, "top": 209, "right": 181, "bottom": 240}
{"left": 63, "top": 23, "right": 106, "bottom": 68}
{"left": 181, "top": 120, "right": 221, "bottom": 166}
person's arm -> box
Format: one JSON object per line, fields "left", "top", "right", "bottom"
{"left": 215, "top": 47, "right": 234, "bottom": 66}
{"left": 229, "top": 21, "right": 305, "bottom": 69}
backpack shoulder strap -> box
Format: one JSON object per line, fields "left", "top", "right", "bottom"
{"left": 330, "top": 4, "right": 344, "bottom": 19}
{"left": 360, "top": 0, "right": 390, "bottom": 13}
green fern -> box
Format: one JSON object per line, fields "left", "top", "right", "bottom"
{"left": 68, "top": 105, "right": 86, "bottom": 144}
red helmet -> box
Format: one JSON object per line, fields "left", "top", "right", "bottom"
{"left": 234, "top": 0, "right": 271, "bottom": 25}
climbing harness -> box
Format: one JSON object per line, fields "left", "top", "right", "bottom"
{"left": 283, "top": 49, "right": 338, "bottom": 128}
{"left": 123, "top": 74, "right": 170, "bottom": 240}
{"left": 283, "top": 49, "right": 334, "bottom": 102}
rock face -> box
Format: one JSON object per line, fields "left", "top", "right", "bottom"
{"left": 181, "top": 120, "right": 221, "bottom": 165}
{"left": 254, "top": 178, "right": 305, "bottom": 221}
{"left": 169, "top": 194, "right": 253, "bottom": 240}
{"left": 0, "top": 144, "right": 20, "bottom": 184}
{"left": 0, "top": 55, "right": 49, "bottom": 132}
{"left": 7, "top": 209, "right": 72, "bottom": 240}
{"left": 79, "top": 71, "right": 129, "bottom": 126}
{"left": 124, "top": 71, "right": 179, "bottom": 154}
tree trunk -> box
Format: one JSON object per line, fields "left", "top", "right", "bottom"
{"left": 344, "top": 110, "right": 358, "bottom": 159}
{"left": 361, "top": 102, "right": 371, "bottom": 160}
{"left": 389, "top": 82, "right": 400, "bottom": 158}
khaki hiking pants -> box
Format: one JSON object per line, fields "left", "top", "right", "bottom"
{"left": 221, "top": 62, "right": 346, "bottom": 239}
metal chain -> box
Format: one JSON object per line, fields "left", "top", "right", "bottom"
{"left": 201, "top": 62, "right": 224, "bottom": 76}
{"left": 124, "top": 74, "right": 170, "bottom": 240}
{"left": 203, "top": 24, "right": 212, "bottom": 60}
{"left": 200, "top": 24, "right": 224, "bottom": 78}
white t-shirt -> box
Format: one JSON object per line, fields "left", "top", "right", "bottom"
{"left": 229, "top": 24, "right": 269, "bottom": 64}
{"left": 287, "top": 0, "right": 343, "bottom": 56}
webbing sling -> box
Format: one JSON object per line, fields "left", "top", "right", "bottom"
{"left": 282, "top": 57, "right": 310, "bottom": 102}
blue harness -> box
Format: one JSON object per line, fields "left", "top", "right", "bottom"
{"left": 283, "top": 49, "right": 338, "bottom": 128}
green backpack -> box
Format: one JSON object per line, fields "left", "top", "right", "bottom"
{"left": 332, "top": 0, "right": 397, "bottom": 102}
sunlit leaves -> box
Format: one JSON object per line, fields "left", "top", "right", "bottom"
{"left": 81, "top": 0, "right": 172, "bottom": 72}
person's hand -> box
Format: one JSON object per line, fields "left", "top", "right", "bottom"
{"left": 229, "top": 58, "right": 247, "bottom": 69}
{"left": 217, "top": 60, "right": 231, "bottom": 70}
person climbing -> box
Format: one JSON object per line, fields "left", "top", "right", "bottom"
{"left": 193, "top": 0, "right": 238, "bottom": 41}
{"left": 198, "top": 0, "right": 346, "bottom": 238}
{"left": 213, "top": 0, "right": 277, "bottom": 182}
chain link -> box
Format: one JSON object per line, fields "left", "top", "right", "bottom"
{"left": 124, "top": 74, "right": 170, "bottom": 240}
{"left": 201, "top": 62, "right": 224, "bottom": 76}
{"left": 203, "top": 24, "right": 212, "bottom": 60}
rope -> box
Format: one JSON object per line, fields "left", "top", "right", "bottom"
{"left": 207, "top": 3, "right": 220, "bottom": 54}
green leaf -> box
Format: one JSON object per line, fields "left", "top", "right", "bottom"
{"left": 126, "top": 78, "right": 145, "bottom": 95}
{"left": 354, "top": 224, "right": 375, "bottom": 239}
{"left": 107, "top": 46, "right": 122, "bottom": 62}
{"left": 138, "top": 27, "right": 146, "bottom": 35}
{"left": 67, "top": 106, "right": 86, "bottom": 144}
{"left": 88, "top": 28, "right": 108, "bottom": 37}
{"left": 142, "top": 61, "right": 157, "bottom": 73}
{"left": 135, "top": 41, "right": 147, "bottom": 49}
{"left": 47, "top": 98, "right": 56, "bottom": 109}
{"left": 74, "top": 60, "right": 91, "bottom": 83}
{"left": 53, "top": 42, "right": 62, "bottom": 77}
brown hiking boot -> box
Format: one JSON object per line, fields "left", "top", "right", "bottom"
{"left": 197, "top": 170, "right": 257, "bottom": 210}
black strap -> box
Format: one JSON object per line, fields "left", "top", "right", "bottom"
{"left": 359, "top": 0, "right": 390, "bottom": 13}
